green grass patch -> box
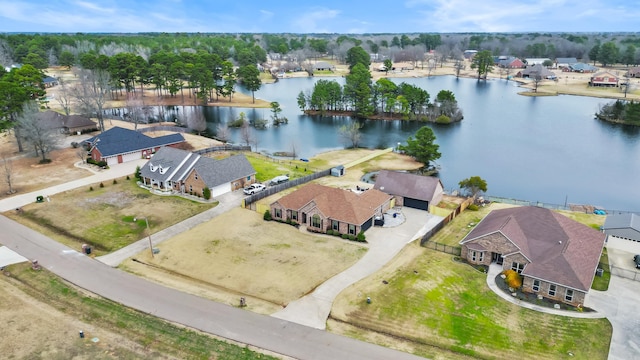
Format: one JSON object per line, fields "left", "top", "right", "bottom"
{"left": 335, "top": 245, "right": 611, "bottom": 359}
{"left": 592, "top": 248, "right": 611, "bottom": 291}
{"left": 7, "top": 263, "right": 278, "bottom": 360}
{"left": 245, "top": 153, "right": 320, "bottom": 182}
{"left": 556, "top": 210, "right": 606, "bottom": 229}
{"left": 428, "top": 204, "right": 496, "bottom": 246}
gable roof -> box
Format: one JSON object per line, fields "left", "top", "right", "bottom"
{"left": 520, "top": 63, "right": 556, "bottom": 78}
{"left": 373, "top": 170, "right": 442, "bottom": 202}
{"left": 603, "top": 213, "right": 640, "bottom": 240}
{"left": 85, "top": 127, "right": 185, "bottom": 157}
{"left": 140, "top": 147, "right": 256, "bottom": 188}
{"left": 556, "top": 57, "right": 578, "bottom": 65}
{"left": 63, "top": 115, "right": 96, "bottom": 129}
{"left": 461, "top": 206, "right": 606, "bottom": 292}
{"left": 194, "top": 154, "right": 256, "bottom": 188}
{"left": 313, "top": 61, "right": 333, "bottom": 70}
{"left": 275, "top": 183, "right": 392, "bottom": 226}
{"left": 591, "top": 71, "right": 618, "bottom": 80}
{"left": 569, "top": 62, "right": 598, "bottom": 72}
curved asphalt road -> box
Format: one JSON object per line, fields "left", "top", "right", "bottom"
{"left": 0, "top": 215, "right": 423, "bottom": 360}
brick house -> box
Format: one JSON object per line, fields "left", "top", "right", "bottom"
{"left": 373, "top": 170, "right": 443, "bottom": 211}
{"left": 627, "top": 67, "right": 640, "bottom": 78}
{"left": 270, "top": 183, "right": 392, "bottom": 236}
{"left": 139, "top": 146, "right": 256, "bottom": 198}
{"left": 495, "top": 56, "right": 525, "bottom": 69}
{"left": 84, "top": 127, "right": 185, "bottom": 166}
{"left": 589, "top": 71, "right": 619, "bottom": 87}
{"left": 460, "top": 206, "right": 605, "bottom": 306}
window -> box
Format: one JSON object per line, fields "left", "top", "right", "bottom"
{"left": 511, "top": 262, "right": 525, "bottom": 274}
{"left": 194, "top": 173, "right": 198, "bottom": 180}
{"left": 470, "top": 250, "right": 477, "bottom": 262}
{"left": 247, "top": 176, "right": 251, "bottom": 180}
{"left": 274, "top": 208, "right": 282, "bottom": 218}
{"left": 291, "top": 211, "right": 298, "bottom": 221}
{"left": 348, "top": 224, "right": 356, "bottom": 235}
{"left": 478, "top": 252, "right": 484, "bottom": 262}
{"left": 532, "top": 279, "right": 540, "bottom": 292}
{"left": 312, "top": 215, "right": 321, "bottom": 228}
{"left": 565, "top": 289, "right": 574, "bottom": 302}
{"left": 332, "top": 220, "right": 339, "bottom": 231}
{"left": 189, "top": 185, "right": 193, "bottom": 192}
{"left": 548, "top": 284, "right": 557, "bottom": 297}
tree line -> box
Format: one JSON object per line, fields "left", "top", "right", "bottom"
{"left": 297, "top": 47, "right": 462, "bottom": 122}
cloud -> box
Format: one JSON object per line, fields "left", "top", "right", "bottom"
{"left": 291, "top": 8, "right": 340, "bottom": 33}
{"left": 259, "top": 9, "right": 274, "bottom": 21}
{"left": 74, "top": 1, "right": 116, "bottom": 14}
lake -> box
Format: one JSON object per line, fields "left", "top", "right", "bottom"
{"left": 125, "top": 76, "right": 640, "bottom": 212}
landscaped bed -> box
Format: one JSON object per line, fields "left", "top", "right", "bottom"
{"left": 329, "top": 242, "right": 612, "bottom": 360}
{"left": 4, "top": 178, "right": 216, "bottom": 255}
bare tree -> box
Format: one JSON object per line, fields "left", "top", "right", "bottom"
{"left": 290, "top": 141, "right": 297, "bottom": 159}
{"left": 454, "top": 60, "right": 465, "bottom": 78}
{"left": 532, "top": 73, "right": 543, "bottom": 92}
{"left": 216, "top": 123, "right": 230, "bottom": 143}
{"left": 339, "top": 122, "right": 363, "bottom": 149}
{"left": 187, "top": 109, "right": 207, "bottom": 135}
{"left": 2, "top": 155, "right": 15, "bottom": 194}
{"left": 0, "top": 39, "right": 13, "bottom": 68}
{"left": 125, "top": 93, "right": 144, "bottom": 130}
{"left": 16, "top": 101, "right": 60, "bottom": 162}
{"left": 240, "top": 122, "right": 253, "bottom": 147}
{"left": 55, "top": 78, "right": 74, "bottom": 116}
{"left": 72, "top": 68, "right": 111, "bottom": 132}
{"left": 76, "top": 147, "right": 87, "bottom": 164}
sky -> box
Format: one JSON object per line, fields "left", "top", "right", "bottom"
{"left": 0, "top": 0, "right": 638, "bottom": 34}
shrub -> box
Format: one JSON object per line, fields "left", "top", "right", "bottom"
{"left": 89, "top": 186, "right": 93, "bottom": 191}
{"left": 126, "top": 175, "right": 130, "bottom": 180}
{"left": 202, "top": 187, "right": 211, "bottom": 200}
{"left": 113, "top": 179, "right": 118, "bottom": 185}
{"left": 39, "top": 158, "right": 52, "bottom": 164}
{"left": 348, "top": 235, "right": 356, "bottom": 241}
{"left": 467, "top": 204, "right": 479, "bottom": 211}
{"left": 135, "top": 166, "right": 142, "bottom": 181}
{"left": 503, "top": 269, "right": 523, "bottom": 289}
{"left": 263, "top": 210, "right": 272, "bottom": 221}
{"left": 435, "top": 115, "right": 451, "bottom": 124}
{"left": 356, "top": 231, "right": 366, "bottom": 242}
{"left": 99, "top": 182, "right": 104, "bottom": 188}
{"left": 326, "top": 229, "right": 333, "bottom": 235}
{"left": 341, "top": 234, "right": 349, "bottom": 239}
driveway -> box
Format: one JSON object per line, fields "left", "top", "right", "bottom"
{"left": 586, "top": 275, "right": 640, "bottom": 360}
{"left": 272, "top": 208, "right": 443, "bottom": 329}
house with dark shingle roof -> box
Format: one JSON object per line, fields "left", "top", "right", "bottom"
{"left": 313, "top": 61, "right": 334, "bottom": 71}
{"left": 460, "top": 206, "right": 606, "bottom": 306}
{"left": 517, "top": 64, "right": 557, "bottom": 80}
{"left": 140, "top": 147, "right": 256, "bottom": 198}
{"left": 602, "top": 213, "right": 640, "bottom": 242}
{"left": 84, "top": 126, "right": 185, "bottom": 166}
{"left": 373, "top": 170, "right": 443, "bottom": 211}
{"left": 270, "top": 183, "right": 392, "bottom": 236}
{"left": 35, "top": 110, "right": 97, "bottom": 134}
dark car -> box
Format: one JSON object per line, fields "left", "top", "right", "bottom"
{"left": 634, "top": 255, "right": 640, "bottom": 269}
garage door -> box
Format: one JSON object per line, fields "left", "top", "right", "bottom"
{"left": 121, "top": 151, "right": 142, "bottom": 163}
{"left": 403, "top": 198, "right": 429, "bottom": 211}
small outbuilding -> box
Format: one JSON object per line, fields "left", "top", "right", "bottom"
{"left": 331, "top": 165, "right": 345, "bottom": 177}
{"left": 602, "top": 213, "right": 640, "bottom": 242}
{"left": 373, "top": 170, "right": 443, "bottom": 212}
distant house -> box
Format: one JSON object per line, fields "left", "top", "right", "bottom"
{"left": 555, "top": 57, "right": 578, "bottom": 69}
{"left": 525, "top": 58, "right": 551, "bottom": 66}
{"left": 460, "top": 206, "right": 606, "bottom": 306}
{"left": 373, "top": 170, "right": 443, "bottom": 211}
{"left": 602, "top": 213, "right": 640, "bottom": 242}
{"left": 463, "top": 50, "right": 478, "bottom": 59}
{"left": 84, "top": 127, "right": 185, "bottom": 166}
{"left": 392, "top": 62, "right": 415, "bottom": 71}
{"left": 495, "top": 56, "right": 525, "bottom": 69}
{"left": 517, "top": 64, "right": 557, "bottom": 80}
{"left": 43, "top": 76, "right": 58, "bottom": 88}
{"left": 139, "top": 147, "right": 256, "bottom": 198}
{"left": 270, "top": 183, "right": 393, "bottom": 235}
{"left": 35, "top": 110, "right": 97, "bottom": 134}
{"left": 567, "top": 62, "right": 598, "bottom": 73}
{"left": 313, "top": 61, "right": 334, "bottom": 72}
{"left": 626, "top": 67, "right": 640, "bottom": 78}
{"left": 589, "top": 71, "right": 618, "bottom": 87}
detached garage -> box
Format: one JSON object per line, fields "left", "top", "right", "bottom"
{"left": 373, "top": 170, "right": 443, "bottom": 212}
{"left": 602, "top": 213, "right": 640, "bottom": 242}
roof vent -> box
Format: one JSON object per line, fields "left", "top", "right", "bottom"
{"left": 558, "top": 240, "right": 562, "bottom": 244}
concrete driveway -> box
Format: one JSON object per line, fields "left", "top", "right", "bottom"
{"left": 586, "top": 275, "right": 640, "bottom": 360}
{"left": 272, "top": 207, "right": 443, "bottom": 329}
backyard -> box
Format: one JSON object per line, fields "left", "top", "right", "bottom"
{"left": 329, "top": 242, "right": 612, "bottom": 360}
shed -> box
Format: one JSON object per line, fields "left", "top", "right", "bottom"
{"left": 331, "top": 165, "right": 345, "bottom": 177}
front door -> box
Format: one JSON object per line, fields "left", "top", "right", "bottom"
{"left": 302, "top": 212, "right": 307, "bottom": 225}
{"left": 492, "top": 253, "right": 503, "bottom": 264}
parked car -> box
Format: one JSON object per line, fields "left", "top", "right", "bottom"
{"left": 634, "top": 255, "right": 640, "bottom": 269}
{"left": 243, "top": 183, "right": 266, "bottom": 195}
{"left": 269, "top": 175, "right": 289, "bottom": 186}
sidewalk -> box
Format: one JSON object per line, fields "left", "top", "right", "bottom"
{"left": 485, "top": 263, "right": 605, "bottom": 319}
{"left": 97, "top": 190, "right": 244, "bottom": 267}
{"left": 0, "top": 159, "right": 146, "bottom": 212}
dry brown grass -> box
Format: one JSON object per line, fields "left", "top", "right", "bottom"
{"left": 121, "top": 207, "right": 368, "bottom": 315}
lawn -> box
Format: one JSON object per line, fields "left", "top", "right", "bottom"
{"left": 4, "top": 178, "right": 215, "bottom": 255}
{"left": 330, "top": 242, "right": 612, "bottom": 360}
{"left": 592, "top": 248, "right": 611, "bottom": 291}
{"left": 244, "top": 152, "right": 323, "bottom": 182}
{"left": 3, "top": 262, "right": 279, "bottom": 360}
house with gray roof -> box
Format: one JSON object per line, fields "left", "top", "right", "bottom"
{"left": 460, "top": 206, "right": 606, "bottom": 306}
{"left": 35, "top": 110, "right": 97, "bottom": 134}
{"left": 517, "top": 64, "right": 557, "bottom": 80}
{"left": 313, "top": 61, "right": 334, "bottom": 72}
{"left": 555, "top": 57, "right": 578, "bottom": 68}
{"left": 373, "top": 170, "right": 443, "bottom": 211}
{"left": 567, "top": 62, "right": 598, "bottom": 73}
{"left": 84, "top": 126, "right": 185, "bottom": 166}
{"left": 602, "top": 213, "right": 640, "bottom": 242}
{"left": 140, "top": 147, "right": 256, "bottom": 198}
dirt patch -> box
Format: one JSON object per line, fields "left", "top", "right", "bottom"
{"left": 121, "top": 207, "right": 367, "bottom": 315}
{"left": 0, "top": 274, "right": 164, "bottom": 359}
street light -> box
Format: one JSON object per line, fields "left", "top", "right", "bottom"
{"left": 134, "top": 216, "right": 154, "bottom": 258}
